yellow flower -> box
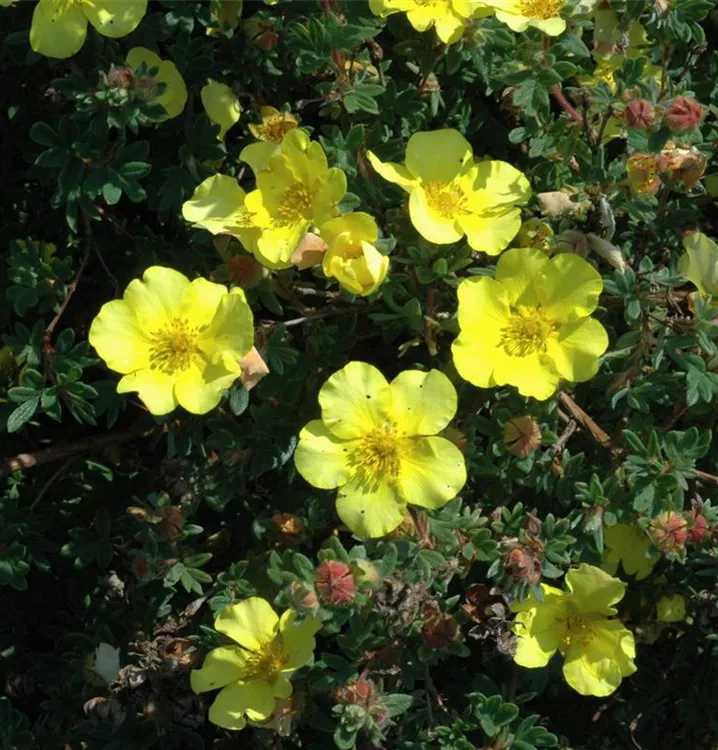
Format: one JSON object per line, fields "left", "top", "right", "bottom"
{"left": 656, "top": 594, "right": 686, "bottom": 623}
{"left": 602, "top": 524, "right": 659, "bottom": 581}
{"left": 678, "top": 231, "right": 718, "bottom": 298}
{"left": 126, "top": 47, "right": 187, "bottom": 122}
{"left": 241, "top": 106, "right": 299, "bottom": 174}
{"left": 452, "top": 248, "right": 608, "bottom": 400}
{"left": 201, "top": 79, "right": 241, "bottom": 140}
{"left": 516, "top": 218, "right": 553, "bottom": 254}
{"left": 245, "top": 129, "right": 347, "bottom": 269}
{"left": 208, "top": 0, "right": 243, "bottom": 36}
{"left": 369, "top": 0, "right": 493, "bottom": 44}
{"left": 294, "top": 362, "right": 467, "bottom": 538}
{"left": 190, "top": 597, "right": 321, "bottom": 731}
{"left": 29, "top": 0, "right": 148, "bottom": 59}
{"left": 367, "top": 129, "right": 530, "bottom": 255}
{"left": 182, "top": 174, "right": 261, "bottom": 257}
{"left": 626, "top": 153, "right": 661, "bottom": 196}
{"left": 512, "top": 564, "right": 637, "bottom": 696}
{"left": 482, "top": 0, "right": 566, "bottom": 36}
{"left": 320, "top": 213, "right": 390, "bottom": 297}
{"left": 89, "top": 266, "right": 254, "bottom": 416}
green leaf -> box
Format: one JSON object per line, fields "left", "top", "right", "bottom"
{"left": 7, "top": 396, "right": 40, "bottom": 433}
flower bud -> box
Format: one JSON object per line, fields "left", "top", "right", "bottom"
{"left": 288, "top": 581, "right": 319, "bottom": 613}
{"left": 272, "top": 512, "right": 304, "bottom": 537}
{"left": 503, "top": 538, "right": 544, "bottom": 584}
{"left": 334, "top": 676, "right": 376, "bottom": 705}
{"left": 686, "top": 510, "right": 708, "bottom": 543}
{"left": 504, "top": 416, "right": 542, "bottom": 457}
{"left": 649, "top": 511, "right": 688, "bottom": 553}
{"left": 106, "top": 64, "right": 134, "bottom": 89}
{"left": 315, "top": 560, "right": 356, "bottom": 605}
{"left": 656, "top": 594, "right": 687, "bottom": 623}
{"left": 421, "top": 604, "right": 460, "bottom": 648}
{"left": 664, "top": 96, "right": 704, "bottom": 133}
{"left": 244, "top": 16, "right": 279, "bottom": 50}
{"left": 625, "top": 99, "right": 655, "bottom": 130}
{"left": 351, "top": 559, "right": 381, "bottom": 588}
{"left": 226, "top": 254, "right": 264, "bottom": 288}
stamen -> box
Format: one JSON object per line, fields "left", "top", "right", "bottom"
{"left": 519, "top": 0, "right": 565, "bottom": 20}
{"left": 149, "top": 318, "right": 199, "bottom": 375}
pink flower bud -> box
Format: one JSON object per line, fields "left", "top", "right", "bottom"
{"left": 625, "top": 99, "right": 655, "bottom": 130}
{"left": 664, "top": 96, "right": 704, "bottom": 133}
{"left": 315, "top": 560, "right": 356, "bottom": 605}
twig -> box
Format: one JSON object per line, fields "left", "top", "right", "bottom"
{"left": 280, "top": 307, "right": 365, "bottom": 328}
{"left": 0, "top": 428, "right": 154, "bottom": 478}
{"left": 551, "top": 418, "right": 577, "bottom": 455}
{"left": 409, "top": 507, "right": 434, "bottom": 549}
{"left": 551, "top": 85, "right": 583, "bottom": 123}
{"left": 556, "top": 392, "right": 617, "bottom": 456}
{"left": 30, "top": 459, "right": 77, "bottom": 510}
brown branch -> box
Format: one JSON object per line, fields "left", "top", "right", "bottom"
{"left": 551, "top": 418, "right": 577, "bottom": 456}
{"left": 0, "top": 428, "right": 154, "bottom": 478}
{"left": 557, "top": 392, "right": 617, "bottom": 456}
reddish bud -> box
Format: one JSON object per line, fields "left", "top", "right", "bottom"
{"left": 227, "top": 255, "right": 264, "bottom": 288}
{"left": 315, "top": 560, "right": 356, "bottom": 605}
{"left": 649, "top": 511, "right": 688, "bottom": 553}
{"left": 504, "top": 416, "right": 542, "bottom": 457}
{"left": 502, "top": 537, "right": 544, "bottom": 585}
{"left": 664, "top": 96, "right": 704, "bottom": 133}
{"left": 288, "top": 581, "right": 319, "bottom": 613}
{"left": 106, "top": 65, "right": 134, "bottom": 88}
{"left": 373, "top": 709, "right": 390, "bottom": 729}
{"left": 625, "top": 99, "right": 655, "bottom": 130}
{"left": 686, "top": 511, "right": 708, "bottom": 543}
{"left": 334, "top": 676, "right": 376, "bottom": 706}
{"left": 272, "top": 512, "right": 304, "bottom": 538}
{"left": 421, "top": 604, "right": 460, "bottom": 649}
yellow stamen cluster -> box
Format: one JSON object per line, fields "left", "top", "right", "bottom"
{"left": 149, "top": 318, "right": 199, "bottom": 374}
{"left": 519, "top": 0, "right": 564, "bottom": 19}
{"left": 557, "top": 611, "right": 596, "bottom": 649}
{"left": 424, "top": 180, "right": 467, "bottom": 218}
{"left": 353, "top": 424, "right": 403, "bottom": 478}
{"left": 500, "top": 311, "right": 554, "bottom": 357}
{"left": 276, "top": 184, "right": 313, "bottom": 226}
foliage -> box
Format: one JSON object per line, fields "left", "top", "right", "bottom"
{"left": 2, "top": 1, "right": 718, "bottom": 749}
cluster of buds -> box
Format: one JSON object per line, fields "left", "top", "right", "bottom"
{"left": 623, "top": 95, "right": 704, "bottom": 135}
{"left": 334, "top": 676, "right": 390, "bottom": 730}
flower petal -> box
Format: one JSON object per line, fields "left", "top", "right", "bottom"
{"left": 546, "top": 317, "right": 608, "bottom": 383}
{"left": 389, "top": 369, "right": 458, "bottom": 436}
{"left": 182, "top": 175, "right": 253, "bottom": 239}
{"left": 405, "top": 129, "right": 473, "bottom": 183}
{"left": 123, "top": 266, "right": 191, "bottom": 326}
{"left": 208, "top": 681, "right": 274, "bottom": 729}
{"left": 494, "top": 247, "right": 547, "bottom": 309}
{"left": 678, "top": 231, "right": 718, "bottom": 297}
{"left": 458, "top": 207, "right": 522, "bottom": 255}
{"left": 278, "top": 609, "right": 321, "bottom": 670}
{"left": 240, "top": 141, "right": 280, "bottom": 175}
{"left": 197, "top": 287, "right": 254, "bottom": 363}
{"left": 173, "top": 359, "right": 237, "bottom": 415}
{"left": 201, "top": 79, "right": 241, "bottom": 139}
{"left": 491, "top": 351, "right": 560, "bottom": 400}
{"left": 89, "top": 299, "right": 151, "bottom": 374}
{"left": 190, "top": 646, "right": 252, "bottom": 694}
{"left": 294, "top": 420, "right": 354, "bottom": 489}
{"left": 215, "top": 598, "right": 280, "bottom": 651}
{"left": 366, "top": 151, "right": 417, "bottom": 191}
{"left": 117, "top": 368, "right": 177, "bottom": 415}
{"left": 467, "top": 159, "right": 531, "bottom": 210}
{"left": 83, "top": 0, "right": 148, "bottom": 38}
{"left": 396, "top": 436, "right": 466, "bottom": 509}
{"left": 335, "top": 476, "right": 406, "bottom": 538}
{"left": 602, "top": 524, "right": 659, "bottom": 581}
{"left": 318, "top": 362, "right": 391, "bottom": 439}
{"left": 154, "top": 59, "right": 188, "bottom": 120}
{"left": 565, "top": 563, "right": 626, "bottom": 615}
{"left": 30, "top": 0, "right": 87, "bottom": 58}
{"left": 538, "top": 253, "right": 603, "bottom": 323}
{"left": 409, "top": 187, "right": 464, "bottom": 245}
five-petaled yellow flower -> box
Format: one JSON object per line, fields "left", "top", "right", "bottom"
{"left": 245, "top": 129, "right": 347, "bottom": 269}
{"left": 369, "top": 0, "right": 493, "bottom": 45}
{"left": 602, "top": 524, "right": 659, "bottom": 581}
{"left": 182, "top": 174, "right": 261, "bottom": 258}
{"left": 368, "top": 129, "right": 530, "bottom": 255}
{"left": 126, "top": 47, "right": 187, "bottom": 123}
{"left": 512, "top": 564, "right": 637, "bottom": 696}
{"left": 452, "top": 248, "right": 608, "bottom": 400}
{"left": 191, "top": 597, "right": 321, "bottom": 731}
{"left": 321, "top": 213, "right": 390, "bottom": 297}
{"left": 241, "top": 106, "right": 299, "bottom": 174}
{"left": 678, "top": 231, "right": 718, "bottom": 299}
{"left": 89, "top": 266, "right": 254, "bottom": 416}
{"left": 202, "top": 79, "right": 241, "bottom": 141}
{"left": 482, "top": 0, "right": 566, "bottom": 36}
{"left": 294, "top": 362, "right": 467, "bottom": 538}
{"left": 29, "top": 0, "right": 148, "bottom": 59}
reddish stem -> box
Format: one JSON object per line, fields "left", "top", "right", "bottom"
{"left": 551, "top": 85, "right": 583, "bottom": 123}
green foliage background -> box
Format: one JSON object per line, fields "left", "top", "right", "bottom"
{"left": 2, "top": 0, "right": 718, "bottom": 748}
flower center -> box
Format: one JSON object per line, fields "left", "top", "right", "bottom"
{"left": 423, "top": 180, "right": 467, "bottom": 219}
{"left": 353, "top": 424, "right": 403, "bottom": 478}
{"left": 247, "top": 640, "right": 289, "bottom": 680}
{"left": 149, "top": 318, "right": 200, "bottom": 375}
{"left": 499, "top": 310, "right": 555, "bottom": 357}
{"left": 275, "top": 183, "right": 313, "bottom": 226}
{"left": 519, "top": 0, "right": 564, "bottom": 19}
{"left": 556, "top": 611, "right": 596, "bottom": 649}
{"left": 260, "top": 117, "right": 294, "bottom": 144}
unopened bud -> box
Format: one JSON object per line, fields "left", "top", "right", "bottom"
{"left": 656, "top": 594, "right": 686, "bottom": 623}
{"left": 649, "top": 511, "right": 688, "bottom": 553}
{"left": 227, "top": 255, "right": 264, "bottom": 288}
{"left": 351, "top": 559, "right": 381, "bottom": 588}
{"left": 244, "top": 17, "right": 279, "bottom": 50}
{"left": 664, "top": 96, "right": 704, "bottom": 133}
{"left": 315, "top": 560, "right": 356, "bottom": 605}
{"left": 625, "top": 99, "right": 655, "bottom": 130}
{"left": 106, "top": 64, "right": 134, "bottom": 88}
{"left": 686, "top": 510, "right": 708, "bottom": 543}
{"left": 288, "top": 581, "right": 319, "bottom": 613}
{"left": 504, "top": 416, "right": 541, "bottom": 457}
